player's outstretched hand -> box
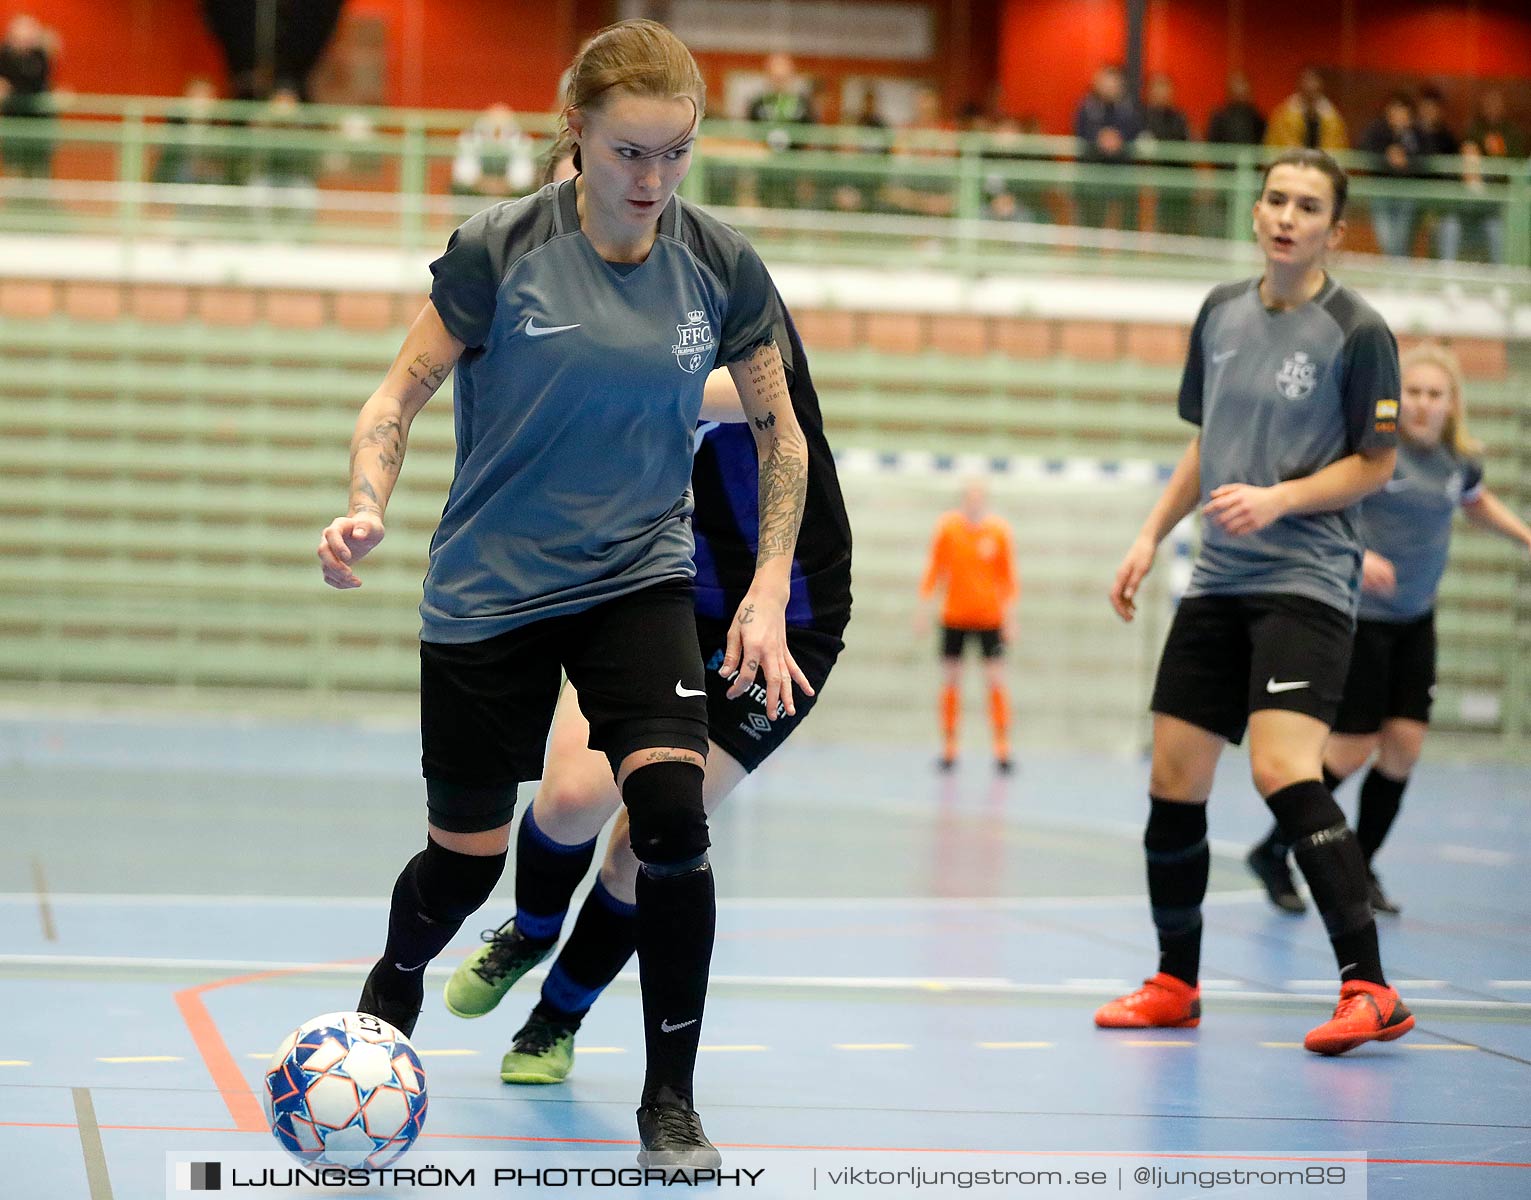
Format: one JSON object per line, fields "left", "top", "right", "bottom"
{"left": 721, "top": 587, "right": 813, "bottom": 720}
{"left": 1360, "top": 550, "right": 1397, "bottom": 596}
{"left": 1203, "top": 483, "right": 1288, "bottom": 537}
{"left": 317, "top": 514, "right": 385, "bottom": 589}
{"left": 1110, "top": 535, "right": 1157, "bottom": 622}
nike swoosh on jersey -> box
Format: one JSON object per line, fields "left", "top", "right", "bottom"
{"left": 675, "top": 681, "right": 707, "bottom": 698}
{"left": 1211, "top": 349, "right": 1238, "bottom": 364}
{"left": 525, "top": 317, "right": 582, "bottom": 337}
{"left": 1265, "top": 678, "right": 1310, "bottom": 694}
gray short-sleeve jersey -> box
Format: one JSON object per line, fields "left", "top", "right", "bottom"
{"left": 1357, "top": 442, "right": 1483, "bottom": 622}
{"left": 1179, "top": 276, "right": 1400, "bottom": 616}
{"left": 421, "top": 179, "right": 788, "bottom": 643}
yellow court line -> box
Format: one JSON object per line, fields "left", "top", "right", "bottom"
{"left": 1403, "top": 1044, "right": 1477, "bottom": 1052}
{"left": 572, "top": 1047, "right": 626, "bottom": 1055}
{"left": 979, "top": 1041, "right": 1053, "bottom": 1049}
{"left": 1121, "top": 1040, "right": 1195, "bottom": 1047}
{"left": 416, "top": 1049, "right": 479, "bottom": 1057}
{"left": 97, "top": 1056, "right": 184, "bottom": 1063}
{"left": 698, "top": 1045, "right": 769, "bottom": 1052}
{"left": 0, "top": 1060, "right": 30, "bottom": 1066}
{"left": 834, "top": 1043, "right": 911, "bottom": 1051}
{"left": 1260, "top": 1042, "right": 1305, "bottom": 1049}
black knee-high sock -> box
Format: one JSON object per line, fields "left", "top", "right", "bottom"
{"left": 513, "top": 803, "right": 598, "bottom": 943}
{"left": 378, "top": 836, "right": 507, "bottom": 997}
{"left": 635, "top": 861, "right": 714, "bottom": 1109}
{"left": 533, "top": 877, "right": 637, "bottom": 1029}
{"left": 1266, "top": 780, "right": 1384, "bottom": 987}
{"left": 1145, "top": 797, "right": 1209, "bottom": 987}
{"left": 1355, "top": 768, "right": 1407, "bottom": 864}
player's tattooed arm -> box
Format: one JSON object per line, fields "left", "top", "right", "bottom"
{"left": 728, "top": 340, "right": 807, "bottom": 570}
{"left": 344, "top": 302, "right": 466, "bottom": 520}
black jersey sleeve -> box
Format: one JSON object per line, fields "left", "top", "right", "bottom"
{"left": 1177, "top": 296, "right": 1213, "bottom": 426}
{"left": 1460, "top": 457, "right": 1485, "bottom": 502}
{"left": 1340, "top": 319, "right": 1402, "bottom": 454}
{"left": 429, "top": 207, "right": 504, "bottom": 349}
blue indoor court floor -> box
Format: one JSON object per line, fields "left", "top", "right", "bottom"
{"left": 2, "top": 713, "right": 1528, "bottom": 1198}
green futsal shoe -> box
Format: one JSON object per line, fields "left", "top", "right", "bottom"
{"left": 500, "top": 1014, "right": 577, "bottom": 1084}
{"left": 443, "top": 919, "right": 554, "bottom": 1019}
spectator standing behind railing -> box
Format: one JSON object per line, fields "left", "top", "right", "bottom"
{"left": 1073, "top": 65, "right": 1142, "bottom": 231}
{"left": 451, "top": 104, "right": 537, "bottom": 199}
{"left": 1412, "top": 87, "right": 1461, "bottom": 261}
{"left": 153, "top": 79, "right": 239, "bottom": 189}
{"left": 831, "top": 86, "right": 889, "bottom": 214}
{"left": 0, "top": 13, "right": 59, "bottom": 180}
{"left": 1265, "top": 68, "right": 1347, "bottom": 152}
{"left": 1141, "top": 73, "right": 1193, "bottom": 236}
{"left": 1205, "top": 74, "right": 1266, "bottom": 238}
{"left": 748, "top": 52, "right": 812, "bottom": 209}
{"left": 1464, "top": 88, "right": 1526, "bottom": 161}
{"left": 1437, "top": 140, "right": 1505, "bottom": 265}
{"left": 248, "top": 87, "right": 320, "bottom": 229}
{"left": 1359, "top": 94, "right": 1422, "bottom": 257}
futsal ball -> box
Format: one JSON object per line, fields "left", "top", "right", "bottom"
{"left": 263, "top": 1011, "right": 428, "bottom": 1168}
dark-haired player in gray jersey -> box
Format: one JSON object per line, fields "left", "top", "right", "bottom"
{"left": 1093, "top": 149, "right": 1415, "bottom": 1055}
{"left": 1248, "top": 342, "right": 1531, "bottom": 915}
{"left": 313, "top": 19, "right": 811, "bottom": 1168}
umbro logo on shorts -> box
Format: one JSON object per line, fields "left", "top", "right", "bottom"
{"left": 1265, "top": 678, "right": 1310, "bottom": 694}
{"left": 525, "top": 317, "right": 581, "bottom": 337}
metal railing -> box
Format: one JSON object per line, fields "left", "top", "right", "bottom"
{"left": 1, "top": 95, "right": 1527, "bottom": 288}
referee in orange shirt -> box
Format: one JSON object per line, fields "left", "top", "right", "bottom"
{"left": 917, "top": 480, "right": 1019, "bottom": 772}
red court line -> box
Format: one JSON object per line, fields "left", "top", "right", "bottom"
{"left": 172, "top": 957, "right": 373, "bottom": 1135}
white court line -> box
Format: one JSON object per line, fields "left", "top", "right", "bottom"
{"left": 4, "top": 954, "right": 1527, "bottom": 1013}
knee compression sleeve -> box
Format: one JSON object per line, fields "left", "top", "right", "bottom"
{"left": 621, "top": 760, "right": 709, "bottom": 869}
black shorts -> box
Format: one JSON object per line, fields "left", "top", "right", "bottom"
{"left": 1150, "top": 593, "right": 1355, "bottom": 745}
{"left": 697, "top": 616, "right": 844, "bottom": 773}
{"left": 941, "top": 625, "right": 1004, "bottom": 660}
{"left": 420, "top": 580, "right": 710, "bottom": 831}
{"left": 1332, "top": 612, "right": 1437, "bottom": 734}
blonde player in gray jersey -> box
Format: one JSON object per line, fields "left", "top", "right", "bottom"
{"left": 314, "top": 20, "right": 811, "bottom": 1170}
{"left": 1096, "top": 149, "right": 1416, "bottom": 1055}
{"left": 1248, "top": 342, "right": 1531, "bottom": 915}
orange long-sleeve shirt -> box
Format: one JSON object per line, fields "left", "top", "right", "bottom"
{"left": 920, "top": 511, "right": 1018, "bottom": 629}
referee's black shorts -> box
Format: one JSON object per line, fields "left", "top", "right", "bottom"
{"left": 1150, "top": 593, "right": 1355, "bottom": 745}
{"left": 1332, "top": 611, "right": 1437, "bottom": 734}
{"left": 419, "top": 580, "right": 710, "bottom": 831}
{"left": 696, "top": 615, "right": 844, "bottom": 773}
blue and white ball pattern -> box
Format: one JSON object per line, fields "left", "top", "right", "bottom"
{"left": 264, "top": 1011, "right": 428, "bottom": 1168}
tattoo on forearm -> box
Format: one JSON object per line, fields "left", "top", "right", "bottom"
{"left": 349, "top": 417, "right": 404, "bottom": 518}
{"left": 406, "top": 352, "right": 449, "bottom": 393}
{"left": 738, "top": 343, "right": 807, "bottom": 567}
{"left": 757, "top": 430, "right": 807, "bottom": 564}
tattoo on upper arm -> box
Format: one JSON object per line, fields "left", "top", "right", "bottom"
{"left": 406, "top": 352, "right": 449, "bottom": 393}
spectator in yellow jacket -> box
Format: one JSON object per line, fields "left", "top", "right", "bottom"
{"left": 1265, "top": 69, "right": 1348, "bottom": 152}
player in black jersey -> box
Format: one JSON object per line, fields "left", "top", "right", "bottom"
{"left": 441, "top": 299, "right": 851, "bottom": 1086}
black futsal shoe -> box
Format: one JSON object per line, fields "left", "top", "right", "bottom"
{"left": 1246, "top": 837, "right": 1307, "bottom": 914}
{"left": 937, "top": 756, "right": 956, "bottom": 773}
{"left": 637, "top": 1102, "right": 722, "bottom": 1175}
{"left": 1367, "top": 869, "right": 1402, "bottom": 916}
{"left": 996, "top": 758, "right": 1014, "bottom": 775}
{"left": 358, "top": 959, "right": 423, "bottom": 1039}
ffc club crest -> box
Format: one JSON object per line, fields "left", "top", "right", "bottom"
{"left": 672, "top": 309, "right": 715, "bottom": 374}
{"left": 1276, "top": 351, "right": 1318, "bottom": 400}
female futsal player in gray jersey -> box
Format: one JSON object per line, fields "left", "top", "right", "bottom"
{"left": 1247, "top": 342, "right": 1531, "bottom": 915}
{"left": 314, "top": 20, "right": 810, "bottom": 1167}
{"left": 1095, "top": 149, "right": 1414, "bottom": 1055}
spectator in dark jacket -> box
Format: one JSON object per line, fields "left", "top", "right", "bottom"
{"left": 1207, "top": 74, "right": 1265, "bottom": 146}
{"left": 1141, "top": 72, "right": 1193, "bottom": 235}
{"left": 0, "top": 13, "right": 60, "bottom": 178}
{"left": 1073, "top": 65, "right": 1142, "bottom": 230}
{"left": 1359, "top": 93, "right": 1422, "bottom": 256}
